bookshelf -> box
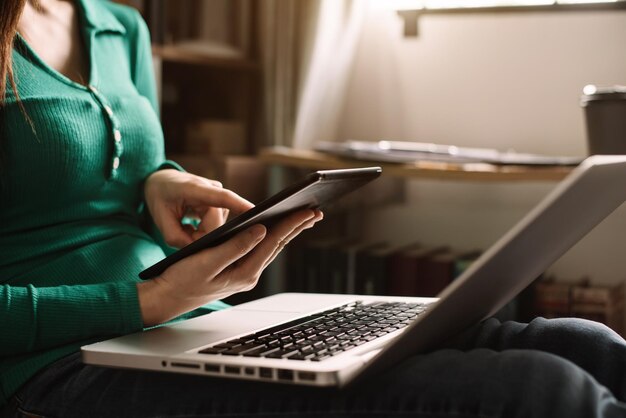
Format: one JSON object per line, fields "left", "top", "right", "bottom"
{"left": 259, "top": 146, "right": 574, "bottom": 182}
{"left": 136, "top": 0, "right": 270, "bottom": 212}
{"left": 140, "top": 0, "right": 260, "bottom": 155}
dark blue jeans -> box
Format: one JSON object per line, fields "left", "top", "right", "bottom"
{"left": 4, "top": 317, "right": 626, "bottom": 418}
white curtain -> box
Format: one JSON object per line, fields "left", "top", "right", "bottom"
{"left": 292, "top": 0, "right": 366, "bottom": 149}
{"left": 258, "top": 0, "right": 320, "bottom": 148}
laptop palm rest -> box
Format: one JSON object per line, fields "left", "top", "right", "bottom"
{"left": 84, "top": 293, "right": 358, "bottom": 358}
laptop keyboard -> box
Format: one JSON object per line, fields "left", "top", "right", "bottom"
{"left": 198, "top": 301, "right": 430, "bottom": 362}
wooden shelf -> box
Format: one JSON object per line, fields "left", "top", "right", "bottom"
{"left": 259, "top": 146, "right": 574, "bottom": 182}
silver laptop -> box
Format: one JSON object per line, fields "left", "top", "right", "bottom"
{"left": 82, "top": 155, "right": 626, "bottom": 387}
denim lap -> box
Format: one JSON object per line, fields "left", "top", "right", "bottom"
{"left": 5, "top": 318, "right": 626, "bottom": 418}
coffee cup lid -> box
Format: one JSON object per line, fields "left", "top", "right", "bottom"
{"left": 581, "top": 85, "right": 626, "bottom": 104}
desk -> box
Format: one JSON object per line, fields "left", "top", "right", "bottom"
{"left": 259, "top": 146, "right": 574, "bottom": 182}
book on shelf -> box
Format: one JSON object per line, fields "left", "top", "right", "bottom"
{"left": 287, "top": 238, "right": 487, "bottom": 298}
{"left": 290, "top": 240, "right": 400, "bottom": 295}
{"left": 531, "top": 278, "right": 625, "bottom": 335}
{"left": 419, "top": 249, "right": 467, "bottom": 297}
{"left": 384, "top": 243, "right": 421, "bottom": 296}
{"left": 571, "top": 282, "right": 625, "bottom": 335}
{"left": 302, "top": 237, "right": 352, "bottom": 293}
{"left": 453, "top": 250, "right": 482, "bottom": 279}
{"left": 285, "top": 239, "right": 307, "bottom": 292}
{"left": 354, "top": 243, "right": 397, "bottom": 296}
{"left": 387, "top": 245, "right": 448, "bottom": 297}
{"left": 571, "top": 282, "right": 624, "bottom": 306}
{"left": 325, "top": 240, "right": 362, "bottom": 294}
{"left": 390, "top": 246, "right": 479, "bottom": 297}
{"left": 532, "top": 279, "right": 572, "bottom": 318}
{"left": 333, "top": 241, "right": 385, "bottom": 295}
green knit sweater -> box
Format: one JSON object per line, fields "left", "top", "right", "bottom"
{"left": 0, "top": 0, "right": 225, "bottom": 406}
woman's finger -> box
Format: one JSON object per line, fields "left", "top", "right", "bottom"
{"left": 192, "top": 206, "right": 228, "bottom": 238}
{"left": 195, "top": 223, "right": 267, "bottom": 275}
{"left": 262, "top": 210, "right": 323, "bottom": 269}
{"left": 226, "top": 209, "right": 317, "bottom": 279}
{"left": 158, "top": 208, "right": 195, "bottom": 248}
{"left": 185, "top": 180, "right": 253, "bottom": 216}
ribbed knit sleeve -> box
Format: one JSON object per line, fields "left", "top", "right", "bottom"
{"left": 0, "top": 282, "right": 143, "bottom": 356}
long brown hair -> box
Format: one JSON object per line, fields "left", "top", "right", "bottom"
{"left": 0, "top": 0, "right": 27, "bottom": 108}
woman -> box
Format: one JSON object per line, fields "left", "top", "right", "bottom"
{"left": 2, "top": 1, "right": 626, "bottom": 417}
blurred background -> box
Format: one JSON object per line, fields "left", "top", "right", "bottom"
{"left": 118, "top": 0, "right": 626, "bottom": 331}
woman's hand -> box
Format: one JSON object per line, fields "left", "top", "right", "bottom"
{"left": 137, "top": 209, "right": 323, "bottom": 326}
{"left": 144, "top": 169, "right": 253, "bottom": 248}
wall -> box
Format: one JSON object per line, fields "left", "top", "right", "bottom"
{"left": 338, "top": 7, "right": 626, "bottom": 283}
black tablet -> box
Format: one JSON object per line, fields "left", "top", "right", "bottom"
{"left": 139, "top": 166, "right": 382, "bottom": 279}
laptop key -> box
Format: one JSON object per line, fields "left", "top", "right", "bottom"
{"left": 198, "top": 347, "right": 228, "bottom": 355}
{"left": 267, "top": 340, "right": 281, "bottom": 349}
{"left": 253, "top": 314, "right": 324, "bottom": 337}
{"left": 280, "top": 336, "right": 294, "bottom": 344}
{"left": 214, "top": 343, "right": 239, "bottom": 349}
{"left": 241, "top": 347, "right": 268, "bottom": 357}
{"left": 222, "top": 343, "right": 267, "bottom": 356}
{"left": 265, "top": 348, "right": 299, "bottom": 359}
{"left": 311, "top": 354, "right": 331, "bottom": 362}
{"left": 226, "top": 338, "right": 252, "bottom": 345}
{"left": 299, "top": 345, "right": 315, "bottom": 354}
{"left": 258, "top": 347, "right": 281, "bottom": 357}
